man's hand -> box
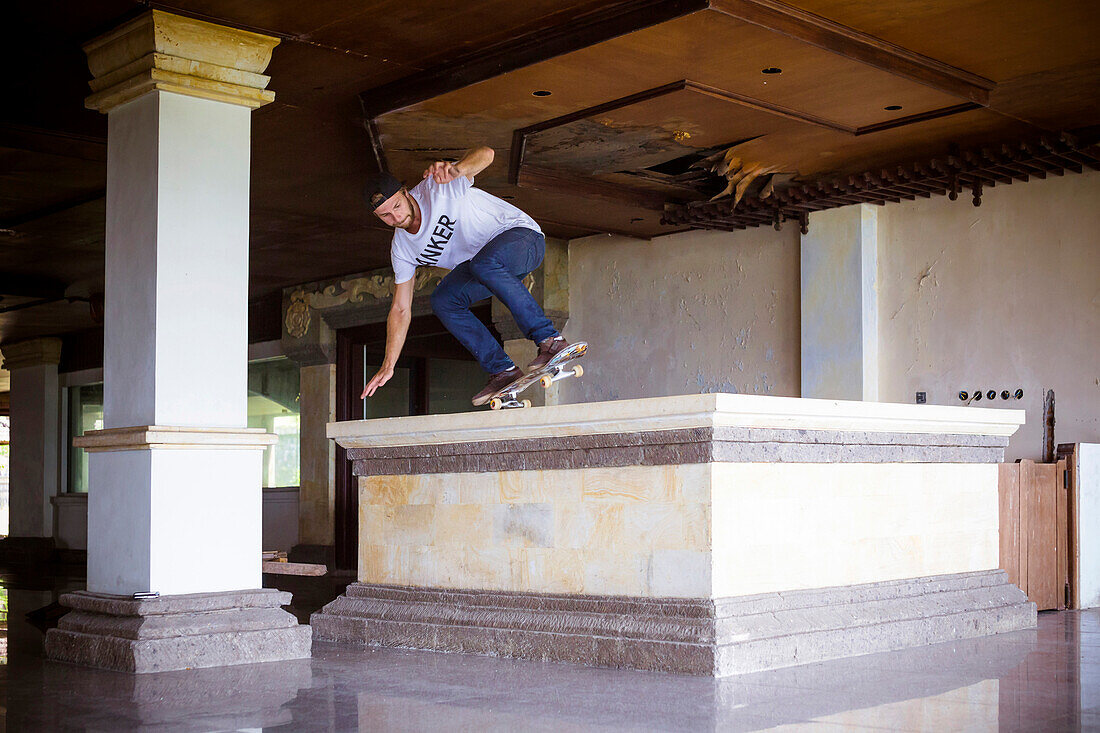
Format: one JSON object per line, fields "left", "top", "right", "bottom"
{"left": 361, "top": 365, "right": 395, "bottom": 399}
{"left": 423, "top": 160, "right": 463, "bottom": 185}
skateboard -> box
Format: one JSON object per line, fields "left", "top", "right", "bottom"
{"left": 488, "top": 342, "right": 588, "bottom": 410}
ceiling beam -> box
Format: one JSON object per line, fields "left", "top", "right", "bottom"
{"left": 517, "top": 165, "right": 674, "bottom": 211}
{"left": 854, "top": 103, "right": 982, "bottom": 136}
{"left": 709, "top": 0, "right": 995, "bottom": 105}
{"left": 0, "top": 124, "right": 106, "bottom": 162}
{"left": 358, "top": 0, "right": 709, "bottom": 118}
{"left": 0, "top": 191, "right": 105, "bottom": 230}
{"left": 0, "top": 275, "right": 68, "bottom": 300}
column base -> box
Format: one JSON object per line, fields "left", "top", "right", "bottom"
{"left": 311, "top": 570, "right": 1035, "bottom": 676}
{"left": 45, "top": 589, "right": 312, "bottom": 673}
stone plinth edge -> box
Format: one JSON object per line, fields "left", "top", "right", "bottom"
{"left": 74, "top": 425, "right": 278, "bottom": 452}
{"left": 311, "top": 570, "right": 1034, "bottom": 676}
{"left": 45, "top": 588, "right": 311, "bottom": 673}
{"left": 346, "top": 426, "right": 1009, "bottom": 475}
{"left": 328, "top": 393, "right": 1025, "bottom": 451}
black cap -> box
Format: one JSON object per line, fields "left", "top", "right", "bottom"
{"left": 364, "top": 173, "right": 402, "bottom": 209}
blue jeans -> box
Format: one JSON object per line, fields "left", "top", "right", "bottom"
{"left": 430, "top": 227, "right": 557, "bottom": 374}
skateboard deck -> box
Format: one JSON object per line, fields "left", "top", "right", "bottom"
{"left": 488, "top": 341, "right": 588, "bottom": 410}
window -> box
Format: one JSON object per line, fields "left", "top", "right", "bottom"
{"left": 427, "top": 357, "right": 487, "bottom": 415}
{"left": 68, "top": 384, "right": 104, "bottom": 493}
{"left": 65, "top": 359, "right": 302, "bottom": 492}
{"left": 247, "top": 358, "right": 301, "bottom": 488}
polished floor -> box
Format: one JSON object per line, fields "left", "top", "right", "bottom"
{"left": 1, "top": 574, "right": 1097, "bottom": 731}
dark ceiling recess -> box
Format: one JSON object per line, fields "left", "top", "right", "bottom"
{"left": 633, "top": 139, "right": 764, "bottom": 199}
{"left": 532, "top": 90, "right": 552, "bottom": 97}
{"left": 884, "top": 105, "right": 903, "bottom": 111}
{"left": 643, "top": 138, "right": 761, "bottom": 176}
{"left": 761, "top": 67, "right": 782, "bottom": 75}
{"left": 661, "top": 133, "right": 1100, "bottom": 234}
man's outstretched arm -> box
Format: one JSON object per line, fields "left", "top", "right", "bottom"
{"left": 423, "top": 146, "right": 495, "bottom": 184}
{"left": 361, "top": 277, "right": 415, "bottom": 398}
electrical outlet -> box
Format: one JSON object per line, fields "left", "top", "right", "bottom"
{"left": 916, "top": 391, "right": 927, "bottom": 404}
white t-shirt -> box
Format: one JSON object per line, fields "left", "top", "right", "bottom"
{"left": 390, "top": 176, "right": 542, "bottom": 284}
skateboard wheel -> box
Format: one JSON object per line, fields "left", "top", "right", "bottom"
{"left": 521, "top": 399, "right": 532, "bottom": 409}
{"left": 572, "top": 364, "right": 584, "bottom": 378}
{"left": 489, "top": 398, "right": 502, "bottom": 410}
{"left": 539, "top": 375, "right": 553, "bottom": 389}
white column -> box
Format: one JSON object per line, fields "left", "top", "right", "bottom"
{"left": 800, "top": 204, "right": 879, "bottom": 401}
{"left": 1, "top": 338, "right": 62, "bottom": 538}
{"left": 77, "top": 11, "right": 279, "bottom": 596}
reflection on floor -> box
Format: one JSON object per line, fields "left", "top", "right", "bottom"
{"left": 1, "top": 573, "right": 1097, "bottom": 732}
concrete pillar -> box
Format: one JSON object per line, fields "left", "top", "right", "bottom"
{"left": 297, "top": 362, "right": 336, "bottom": 556}
{"left": 45, "top": 10, "right": 309, "bottom": 673}
{"left": 800, "top": 204, "right": 879, "bottom": 401}
{"left": 1, "top": 338, "right": 62, "bottom": 540}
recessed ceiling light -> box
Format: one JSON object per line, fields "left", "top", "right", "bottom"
{"left": 761, "top": 67, "right": 782, "bottom": 75}
{"left": 884, "top": 105, "right": 903, "bottom": 111}
{"left": 532, "top": 90, "right": 552, "bottom": 97}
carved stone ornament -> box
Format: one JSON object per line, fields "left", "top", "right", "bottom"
{"left": 284, "top": 290, "right": 312, "bottom": 338}
{"left": 302, "top": 267, "right": 447, "bottom": 311}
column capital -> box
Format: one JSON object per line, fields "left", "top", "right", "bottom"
{"left": 1, "top": 337, "right": 62, "bottom": 370}
{"left": 82, "top": 9, "right": 279, "bottom": 113}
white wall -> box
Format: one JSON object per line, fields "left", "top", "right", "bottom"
{"left": 877, "top": 171, "right": 1100, "bottom": 460}
{"left": 558, "top": 172, "right": 1098, "bottom": 464}
{"left": 560, "top": 227, "right": 801, "bottom": 404}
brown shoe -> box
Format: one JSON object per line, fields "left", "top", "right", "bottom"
{"left": 528, "top": 335, "right": 569, "bottom": 370}
{"left": 471, "top": 366, "right": 523, "bottom": 406}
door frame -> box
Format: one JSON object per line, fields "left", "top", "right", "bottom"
{"left": 333, "top": 305, "right": 495, "bottom": 570}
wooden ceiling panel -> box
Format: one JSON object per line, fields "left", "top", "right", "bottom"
{"left": 165, "top": 0, "right": 610, "bottom": 70}
{"left": 523, "top": 87, "right": 806, "bottom": 174}
{"left": 782, "top": 0, "right": 1100, "bottom": 81}
{"left": 406, "top": 10, "right": 968, "bottom": 133}
{"left": 0, "top": 148, "right": 104, "bottom": 234}
{"left": 716, "top": 108, "right": 1036, "bottom": 180}
{"left": 261, "top": 39, "right": 403, "bottom": 111}
{"left": 989, "top": 60, "right": 1100, "bottom": 131}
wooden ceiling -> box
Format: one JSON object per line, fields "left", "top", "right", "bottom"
{"left": 1, "top": 0, "right": 1098, "bottom": 343}
{"left": 376, "top": 1, "right": 1099, "bottom": 237}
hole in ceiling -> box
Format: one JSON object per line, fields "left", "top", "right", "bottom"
{"left": 501, "top": 195, "right": 515, "bottom": 200}
{"left": 761, "top": 67, "right": 782, "bottom": 75}
{"left": 630, "top": 217, "right": 644, "bottom": 223}
{"left": 643, "top": 137, "right": 761, "bottom": 176}
{"left": 532, "top": 90, "right": 552, "bottom": 97}
{"left": 884, "top": 105, "right": 903, "bottom": 111}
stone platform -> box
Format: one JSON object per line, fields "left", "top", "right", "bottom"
{"left": 314, "top": 393, "right": 1034, "bottom": 675}
{"left": 314, "top": 570, "right": 1031, "bottom": 676}
{"left": 46, "top": 589, "right": 312, "bottom": 673}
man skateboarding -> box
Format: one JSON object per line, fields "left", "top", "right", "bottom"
{"left": 360, "top": 146, "right": 571, "bottom": 406}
